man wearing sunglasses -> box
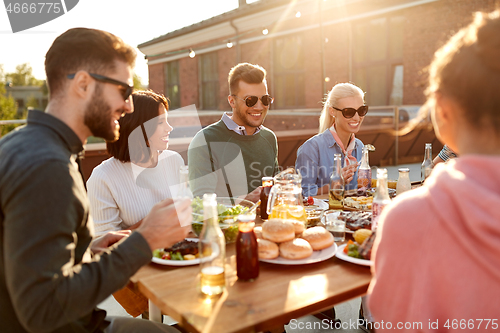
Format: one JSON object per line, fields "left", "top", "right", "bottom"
{"left": 0, "top": 28, "right": 190, "bottom": 333}
{"left": 188, "top": 63, "right": 278, "bottom": 202}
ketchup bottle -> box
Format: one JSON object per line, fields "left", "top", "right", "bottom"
{"left": 236, "top": 215, "right": 259, "bottom": 281}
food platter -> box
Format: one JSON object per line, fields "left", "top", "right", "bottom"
{"left": 151, "top": 238, "right": 200, "bottom": 266}
{"left": 335, "top": 244, "right": 372, "bottom": 266}
{"left": 259, "top": 242, "right": 337, "bottom": 265}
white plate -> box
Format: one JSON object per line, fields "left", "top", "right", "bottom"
{"left": 260, "top": 242, "right": 337, "bottom": 265}
{"left": 313, "top": 198, "right": 329, "bottom": 210}
{"left": 335, "top": 244, "right": 372, "bottom": 266}
{"left": 151, "top": 238, "right": 200, "bottom": 266}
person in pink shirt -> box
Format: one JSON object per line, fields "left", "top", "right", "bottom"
{"left": 368, "top": 10, "right": 500, "bottom": 332}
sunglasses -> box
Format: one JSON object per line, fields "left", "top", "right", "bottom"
{"left": 67, "top": 73, "right": 134, "bottom": 101}
{"left": 331, "top": 105, "right": 369, "bottom": 118}
{"left": 232, "top": 94, "right": 274, "bottom": 107}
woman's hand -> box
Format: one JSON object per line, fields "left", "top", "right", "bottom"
{"left": 342, "top": 163, "right": 359, "bottom": 184}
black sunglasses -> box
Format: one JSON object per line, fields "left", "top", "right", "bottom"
{"left": 67, "top": 73, "right": 133, "bottom": 101}
{"left": 331, "top": 105, "right": 369, "bottom": 118}
{"left": 232, "top": 94, "right": 274, "bottom": 107}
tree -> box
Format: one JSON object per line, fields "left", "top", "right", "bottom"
{"left": 0, "top": 65, "right": 5, "bottom": 83}
{"left": 5, "top": 63, "right": 44, "bottom": 86}
{"left": 133, "top": 73, "right": 144, "bottom": 90}
{"left": 0, "top": 84, "right": 20, "bottom": 137}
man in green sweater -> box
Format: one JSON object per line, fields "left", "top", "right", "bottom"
{"left": 188, "top": 63, "right": 278, "bottom": 202}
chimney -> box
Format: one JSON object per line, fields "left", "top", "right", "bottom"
{"left": 238, "top": 0, "right": 246, "bottom": 7}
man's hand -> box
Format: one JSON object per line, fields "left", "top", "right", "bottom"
{"left": 136, "top": 198, "right": 192, "bottom": 251}
{"left": 342, "top": 163, "right": 359, "bottom": 185}
{"left": 244, "top": 186, "right": 262, "bottom": 203}
{"left": 91, "top": 230, "right": 131, "bottom": 254}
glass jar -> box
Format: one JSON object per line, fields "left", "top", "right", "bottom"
{"left": 396, "top": 168, "right": 411, "bottom": 195}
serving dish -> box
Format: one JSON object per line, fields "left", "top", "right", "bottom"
{"left": 259, "top": 243, "right": 337, "bottom": 265}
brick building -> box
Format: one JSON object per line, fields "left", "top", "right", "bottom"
{"left": 76, "top": 0, "right": 499, "bottom": 177}
{"left": 139, "top": 0, "right": 498, "bottom": 112}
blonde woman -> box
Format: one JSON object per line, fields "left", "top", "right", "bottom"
{"left": 295, "top": 83, "right": 368, "bottom": 196}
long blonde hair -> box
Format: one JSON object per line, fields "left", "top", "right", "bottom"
{"left": 318, "top": 83, "right": 365, "bottom": 133}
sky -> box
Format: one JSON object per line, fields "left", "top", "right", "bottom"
{"left": 0, "top": 0, "right": 248, "bottom": 85}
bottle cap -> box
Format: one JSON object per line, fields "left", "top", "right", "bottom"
{"left": 398, "top": 168, "right": 410, "bottom": 173}
{"left": 376, "top": 168, "right": 388, "bottom": 177}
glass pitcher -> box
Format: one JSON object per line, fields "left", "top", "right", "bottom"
{"left": 266, "top": 171, "right": 306, "bottom": 224}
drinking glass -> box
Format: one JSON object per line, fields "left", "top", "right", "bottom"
{"left": 325, "top": 212, "right": 345, "bottom": 242}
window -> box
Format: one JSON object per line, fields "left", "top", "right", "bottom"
{"left": 164, "top": 61, "right": 180, "bottom": 110}
{"left": 352, "top": 16, "right": 405, "bottom": 106}
{"left": 199, "top": 52, "right": 219, "bottom": 110}
{"left": 273, "top": 35, "right": 305, "bottom": 109}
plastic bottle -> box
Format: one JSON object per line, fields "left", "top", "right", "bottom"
{"left": 396, "top": 168, "right": 411, "bottom": 195}
{"left": 421, "top": 143, "right": 433, "bottom": 184}
{"left": 198, "top": 193, "right": 226, "bottom": 296}
{"left": 329, "top": 154, "right": 344, "bottom": 210}
{"left": 371, "top": 168, "right": 391, "bottom": 231}
{"left": 357, "top": 146, "right": 372, "bottom": 195}
{"left": 236, "top": 215, "right": 259, "bottom": 281}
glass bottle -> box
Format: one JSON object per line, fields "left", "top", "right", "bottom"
{"left": 357, "top": 146, "right": 372, "bottom": 195}
{"left": 396, "top": 168, "right": 411, "bottom": 195}
{"left": 236, "top": 215, "right": 259, "bottom": 281}
{"left": 198, "top": 193, "right": 226, "bottom": 296}
{"left": 177, "top": 165, "right": 193, "bottom": 199}
{"left": 259, "top": 177, "right": 273, "bottom": 220}
{"left": 329, "top": 154, "right": 344, "bottom": 210}
{"left": 371, "top": 168, "right": 391, "bottom": 231}
{"left": 421, "top": 143, "right": 434, "bottom": 184}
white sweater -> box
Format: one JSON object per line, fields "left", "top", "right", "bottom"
{"left": 87, "top": 150, "right": 185, "bottom": 237}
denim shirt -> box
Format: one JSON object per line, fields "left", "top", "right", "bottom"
{"left": 295, "top": 129, "right": 364, "bottom": 196}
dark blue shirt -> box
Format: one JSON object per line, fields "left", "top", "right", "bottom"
{"left": 0, "top": 110, "right": 151, "bottom": 332}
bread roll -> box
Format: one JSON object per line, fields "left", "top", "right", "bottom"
{"left": 278, "top": 218, "right": 305, "bottom": 235}
{"left": 262, "top": 220, "right": 295, "bottom": 243}
{"left": 257, "top": 239, "right": 279, "bottom": 259}
{"left": 279, "top": 238, "right": 313, "bottom": 260}
{"left": 253, "top": 226, "right": 263, "bottom": 239}
{"left": 301, "top": 226, "right": 334, "bottom": 251}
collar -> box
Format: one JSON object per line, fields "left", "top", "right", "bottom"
{"left": 329, "top": 125, "right": 356, "bottom": 153}
{"left": 222, "top": 112, "right": 262, "bottom": 135}
{"left": 27, "top": 110, "right": 84, "bottom": 154}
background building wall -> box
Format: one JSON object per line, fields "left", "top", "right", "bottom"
{"left": 147, "top": 0, "right": 499, "bottom": 112}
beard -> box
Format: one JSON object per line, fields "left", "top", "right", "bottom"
{"left": 233, "top": 103, "right": 267, "bottom": 129}
{"left": 83, "top": 88, "right": 120, "bottom": 142}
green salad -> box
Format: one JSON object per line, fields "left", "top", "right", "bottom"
{"left": 191, "top": 197, "right": 249, "bottom": 243}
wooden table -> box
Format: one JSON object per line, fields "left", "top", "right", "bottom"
{"left": 132, "top": 241, "right": 372, "bottom": 333}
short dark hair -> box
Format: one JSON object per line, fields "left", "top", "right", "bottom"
{"left": 228, "top": 63, "right": 267, "bottom": 95}
{"left": 45, "top": 28, "right": 136, "bottom": 97}
{"left": 107, "top": 90, "right": 169, "bottom": 163}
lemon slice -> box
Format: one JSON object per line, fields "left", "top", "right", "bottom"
{"left": 288, "top": 205, "right": 306, "bottom": 219}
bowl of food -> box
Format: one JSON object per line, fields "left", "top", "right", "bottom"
{"left": 191, "top": 197, "right": 254, "bottom": 243}
{"left": 305, "top": 207, "right": 325, "bottom": 228}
